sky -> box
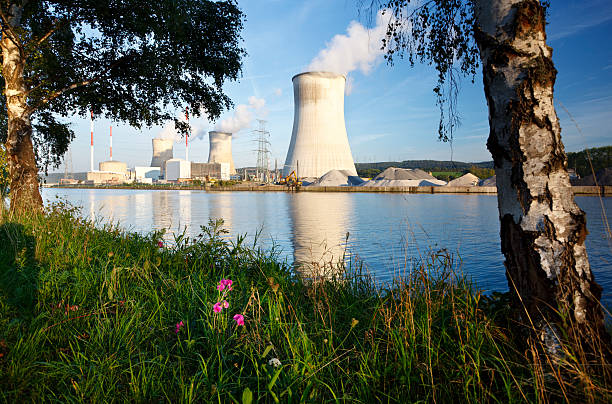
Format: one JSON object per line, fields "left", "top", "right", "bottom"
{"left": 59, "top": 0, "right": 612, "bottom": 173}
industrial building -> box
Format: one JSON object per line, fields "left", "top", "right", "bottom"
{"left": 283, "top": 71, "right": 357, "bottom": 178}
{"left": 208, "top": 131, "right": 236, "bottom": 175}
{"left": 165, "top": 158, "right": 191, "bottom": 181}
{"left": 191, "top": 162, "right": 230, "bottom": 181}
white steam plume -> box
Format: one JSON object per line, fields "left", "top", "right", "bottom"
{"left": 306, "top": 10, "right": 390, "bottom": 77}
{"left": 214, "top": 96, "right": 267, "bottom": 135}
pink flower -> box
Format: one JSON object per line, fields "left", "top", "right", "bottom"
{"left": 222, "top": 300, "right": 229, "bottom": 309}
{"left": 213, "top": 302, "right": 223, "bottom": 313}
{"left": 175, "top": 320, "right": 184, "bottom": 334}
{"left": 157, "top": 241, "right": 164, "bottom": 248}
{"left": 233, "top": 314, "right": 244, "bottom": 326}
{"left": 217, "top": 279, "right": 233, "bottom": 292}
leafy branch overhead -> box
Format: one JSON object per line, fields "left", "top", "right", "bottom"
{"left": 0, "top": 0, "right": 246, "bottom": 170}
{"left": 369, "top": 0, "right": 548, "bottom": 142}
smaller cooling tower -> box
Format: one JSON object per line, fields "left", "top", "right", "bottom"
{"left": 208, "top": 131, "right": 236, "bottom": 175}
{"left": 284, "top": 71, "right": 357, "bottom": 178}
{"left": 151, "top": 138, "right": 174, "bottom": 176}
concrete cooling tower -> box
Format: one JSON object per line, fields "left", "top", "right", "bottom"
{"left": 208, "top": 131, "right": 236, "bottom": 175}
{"left": 284, "top": 71, "right": 357, "bottom": 178}
{"left": 151, "top": 138, "right": 174, "bottom": 176}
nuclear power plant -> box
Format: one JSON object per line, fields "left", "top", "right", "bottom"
{"left": 150, "top": 138, "right": 174, "bottom": 177}
{"left": 283, "top": 71, "right": 357, "bottom": 178}
{"left": 208, "top": 131, "right": 236, "bottom": 175}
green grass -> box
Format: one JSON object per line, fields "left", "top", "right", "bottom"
{"left": 0, "top": 202, "right": 609, "bottom": 402}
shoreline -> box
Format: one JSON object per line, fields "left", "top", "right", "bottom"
{"left": 44, "top": 183, "right": 612, "bottom": 195}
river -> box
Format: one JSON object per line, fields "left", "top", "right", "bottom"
{"left": 42, "top": 188, "right": 612, "bottom": 302}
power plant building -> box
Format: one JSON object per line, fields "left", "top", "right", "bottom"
{"left": 283, "top": 71, "right": 357, "bottom": 178}
{"left": 208, "top": 131, "right": 236, "bottom": 175}
{"left": 191, "top": 162, "right": 230, "bottom": 181}
{"left": 165, "top": 158, "right": 191, "bottom": 181}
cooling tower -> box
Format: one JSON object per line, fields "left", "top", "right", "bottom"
{"left": 283, "top": 71, "right": 357, "bottom": 178}
{"left": 208, "top": 131, "right": 236, "bottom": 175}
{"left": 151, "top": 138, "right": 174, "bottom": 176}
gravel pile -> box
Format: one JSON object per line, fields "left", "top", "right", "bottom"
{"left": 363, "top": 167, "right": 446, "bottom": 187}
{"left": 479, "top": 175, "right": 496, "bottom": 187}
{"left": 445, "top": 173, "right": 480, "bottom": 187}
{"left": 308, "top": 170, "right": 364, "bottom": 186}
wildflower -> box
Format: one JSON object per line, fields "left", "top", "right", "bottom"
{"left": 213, "top": 302, "right": 223, "bottom": 313}
{"left": 222, "top": 300, "right": 229, "bottom": 309}
{"left": 351, "top": 318, "right": 359, "bottom": 328}
{"left": 175, "top": 320, "right": 184, "bottom": 334}
{"left": 268, "top": 358, "right": 281, "bottom": 367}
{"left": 233, "top": 314, "right": 244, "bottom": 326}
{"left": 217, "top": 278, "right": 233, "bottom": 292}
{"left": 157, "top": 241, "right": 163, "bottom": 248}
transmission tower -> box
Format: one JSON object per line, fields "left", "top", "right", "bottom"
{"left": 253, "top": 119, "right": 271, "bottom": 182}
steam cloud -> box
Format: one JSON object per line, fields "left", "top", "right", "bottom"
{"left": 156, "top": 96, "right": 266, "bottom": 141}
{"left": 306, "top": 10, "right": 390, "bottom": 88}
{"left": 214, "top": 96, "right": 267, "bottom": 136}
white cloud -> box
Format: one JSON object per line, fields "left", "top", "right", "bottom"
{"left": 214, "top": 96, "right": 267, "bottom": 136}
{"left": 274, "top": 88, "right": 283, "bottom": 96}
{"left": 306, "top": 10, "right": 390, "bottom": 77}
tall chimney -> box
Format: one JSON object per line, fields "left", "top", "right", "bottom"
{"left": 283, "top": 72, "right": 357, "bottom": 177}
{"left": 90, "top": 110, "right": 94, "bottom": 172}
{"left": 110, "top": 125, "right": 113, "bottom": 161}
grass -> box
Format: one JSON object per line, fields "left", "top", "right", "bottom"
{"left": 0, "top": 202, "right": 610, "bottom": 403}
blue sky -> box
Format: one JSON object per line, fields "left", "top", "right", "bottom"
{"left": 60, "top": 0, "right": 612, "bottom": 172}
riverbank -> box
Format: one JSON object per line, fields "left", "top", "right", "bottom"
{"left": 1, "top": 204, "right": 610, "bottom": 402}
{"left": 45, "top": 183, "right": 612, "bottom": 195}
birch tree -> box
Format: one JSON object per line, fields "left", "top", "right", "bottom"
{"left": 0, "top": 0, "right": 245, "bottom": 214}
{"left": 372, "top": 0, "right": 610, "bottom": 358}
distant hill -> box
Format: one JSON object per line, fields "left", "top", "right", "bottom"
{"left": 355, "top": 160, "right": 494, "bottom": 178}
{"left": 567, "top": 146, "right": 611, "bottom": 178}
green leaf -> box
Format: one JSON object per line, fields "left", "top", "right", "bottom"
{"left": 241, "top": 387, "right": 253, "bottom": 404}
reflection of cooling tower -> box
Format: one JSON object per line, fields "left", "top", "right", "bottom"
{"left": 151, "top": 138, "right": 174, "bottom": 176}
{"left": 208, "top": 131, "right": 236, "bottom": 175}
{"left": 289, "top": 192, "right": 352, "bottom": 280}
{"left": 284, "top": 72, "right": 357, "bottom": 178}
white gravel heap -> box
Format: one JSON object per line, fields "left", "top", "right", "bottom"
{"left": 308, "top": 169, "right": 365, "bottom": 186}
{"left": 361, "top": 167, "right": 447, "bottom": 187}
{"left": 445, "top": 173, "right": 480, "bottom": 186}
{"left": 479, "top": 175, "right": 496, "bottom": 186}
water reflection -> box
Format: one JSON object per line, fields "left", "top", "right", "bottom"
{"left": 209, "top": 193, "right": 233, "bottom": 234}
{"left": 288, "top": 192, "right": 353, "bottom": 279}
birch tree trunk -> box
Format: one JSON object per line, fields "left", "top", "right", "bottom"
{"left": 472, "top": 0, "right": 610, "bottom": 356}
{"left": 1, "top": 4, "right": 43, "bottom": 215}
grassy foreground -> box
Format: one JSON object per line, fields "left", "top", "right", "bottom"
{"left": 0, "top": 203, "right": 609, "bottom": 402}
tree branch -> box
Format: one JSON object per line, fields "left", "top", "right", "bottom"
{"left": 28, "top": 55, "right": 132, "bottom": 114}
{"left": 0, "top": 8, "right": 23, "bottom": 52}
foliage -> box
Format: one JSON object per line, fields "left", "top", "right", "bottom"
{"left": 567, "top": 145, "right": 612, "bottom": 177}
{"left": 466, "top": 165, "right": 495, "bottom": 180}
{"left": 0, "top": 0, "right": 245, "bottom": 170}
{"left": 432, "top": 171, "right": 462, "bottom": 181}
{"left": 0, "top": 205, "right": 610, "bottom": 402}
{"left": 356, "top": 167, "right": 382, "bottom": 178}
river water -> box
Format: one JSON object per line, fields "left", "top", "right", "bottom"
{"left": 42, "top": 188, "right": 612, "bottom": 301}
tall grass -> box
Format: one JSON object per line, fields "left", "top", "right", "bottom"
{"left": 0, "top": 202, "right": 609, "bottom": 402}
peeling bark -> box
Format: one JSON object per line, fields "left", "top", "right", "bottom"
{"left": 1, "top": 4, "right": 43, "bottom": 215}
{"left": 473, "top": 0, "right": 610, "bottom": 357}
